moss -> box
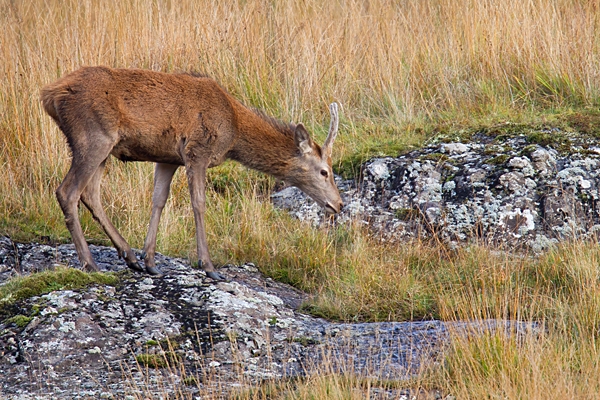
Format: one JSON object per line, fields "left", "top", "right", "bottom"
{"left": 4, "top": 314, "right": 33, "bottom": 328}
{"left": 561, "top": 110, "right": 600, "bottom": 138}
{"left": 30, "top": 303, "right": 43, "bottom": 316}
{"left": 136, "top": 353, "right": 167, "bottom": 368}
{"left": 182, "top": 376, "right": 199, "bottom": 386}
{"left": 0, "top": 267, "right": 119, "bottom": 306}
{"left": 485, "top": 154, "right": 510, "bottom": 165}
{"left": 483, "top": 144, "right": 506, "bottom": 155}
{"left": 395, "top": 208, "right": 421, "bottom": 221}
{"left": 578, "top": 192, "right": 591, "bottom": 202}
{"left": 519, "top": 144, "right": 539, "bottom": 157}
{"left": 430, "top": 124, "right": 475, "bottom": 144}
{"left": 157, "top": 335, "right": 185, "bottom": 350}
{"left": 443, "top": 173, "right": 457, "bottom": 184}
{"left": 135, "top": 352, "right": 180, "bottom": 369}
{"left": 488, "top": 125, "right": 531, "bottom": 139}
{"left": 526, "top": 131, "right": 571, "bottom": 152}
{"left": 419, "top": 153, "right": 451, "bottom": 164}
{"left": 291, "top": 336, "right": 320, "bottom": 346}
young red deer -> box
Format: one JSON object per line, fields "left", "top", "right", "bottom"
{"left": 41, "top": 66, "right": 343, "bottom": 280}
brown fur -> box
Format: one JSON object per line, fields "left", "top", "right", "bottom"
{"left": 41, "top": 66, "right": 342, "bottom": 277}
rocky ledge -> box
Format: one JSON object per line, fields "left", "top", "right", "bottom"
{"left": 273, "top": 127, "right": 600, "bottom": 252}
{"left": 0, "top": 237, "right": 535, "bottom": 399}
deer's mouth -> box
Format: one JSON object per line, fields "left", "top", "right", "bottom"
{"left": 324, "top": 202, "right": 341, "bottom": 214}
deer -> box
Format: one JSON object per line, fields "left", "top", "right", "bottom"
{"left": 41, "top": 66, "right": 343, "bottom": 280}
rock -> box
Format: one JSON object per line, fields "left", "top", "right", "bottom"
{"left": 441, "top": 142, "right": 469, "bottom": 155}
{"left": 0, "top": 237, "right": 537, "bottom": 399}
{"left": 274, "top": 129, "right": 600, "bottom": 251}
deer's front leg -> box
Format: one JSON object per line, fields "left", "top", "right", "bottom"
{"left": 142, "top": 163, "right": 179, "bottom": 275}
{"left": 184, "top": 158, "right": 225, "bottom": 281}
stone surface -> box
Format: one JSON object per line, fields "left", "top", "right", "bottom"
{"left": 0, "top": 238, "right": 536, "bottom": 399}
{"left": 272, "top": 128, "right": 600, "bottom": 252}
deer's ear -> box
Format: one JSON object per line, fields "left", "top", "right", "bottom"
{"left": 294, "top": 124, "right": 313, "bottom": 155}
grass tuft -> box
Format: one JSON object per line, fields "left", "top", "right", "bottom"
{"left": 0, "top": 267, "right": 119, "bottom": 306}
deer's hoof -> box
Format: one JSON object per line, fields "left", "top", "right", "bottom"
{"left": 82, "top": 261, "right": 100, "bottom": 272}
{"left": 206, "top": 271, "right": 226, "bottom": 281}
{"left": 128, "top": 262, "right": 145, "bottom": 272}
{"left": 146, "top": 266, "right": 162, "bottom": 276}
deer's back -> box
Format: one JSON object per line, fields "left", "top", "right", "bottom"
{"left": 41, "top": 66, "right": 237, "bottom": 164}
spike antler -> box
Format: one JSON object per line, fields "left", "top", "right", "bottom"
{"left": 322, "top": 102, "right": 339, "bottom": 160}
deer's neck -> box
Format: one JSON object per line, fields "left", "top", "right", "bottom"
{"left": 229, "top": 107, "right": 297, "bottom": 179}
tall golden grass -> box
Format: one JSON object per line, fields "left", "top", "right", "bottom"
{"left": 3, "top": 0, "right": 600, "bottom": 254}
{"left": 3, "top": 0, "right": 600, "bottom": 240}
{"left": 3, "top": 0, "right": 600, "bottom": 398}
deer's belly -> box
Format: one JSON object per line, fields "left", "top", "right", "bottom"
{"left": 111, "top": 137, "right": 184, "bottom": 165}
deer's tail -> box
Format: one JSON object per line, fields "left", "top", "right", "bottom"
{"left": 40, "top": 82, "right": 67, "bottom": 123}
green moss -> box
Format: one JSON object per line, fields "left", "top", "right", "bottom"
{"left": 486, "top": 124, "right": 534, "bottom": 140}
{"left": 0, "top": 267, "right": 119, "bottom": 306}
{"left": 182, "top": 376, "right": 199, "bottom": 386}
{"left": 30, "top": 303, "right": 42, "bottom": 316}
{"left": 135, "top": 352, "right": 180, "bottom": 369}
{"left": 291, "top": 336, "right": 320, "bottom": 346}
{"left": 484, "top": 154, "right": 510, "bottom": 165}
{"left": 136, "top": 353, "right": 167, "bottom": 368}
{"left": 560, "top": 110, "right": 600, "bottom": 138}
{"left": 519, "top": 144, "right": 539, "bottom": 157}
{"left": 526, "top": 131, "right": 571, "bottom": 151}
{"left": 395, "top": 208, "right": 420, "bottom": 221}
{"left": 431, "top": 127, "right": 474, "bottom": 144}
{"left": 443, "top": 173, "right": 457, "bottom": 184}
{"left": 4, "top": 314, "right": 33, "bottom": 328}
{"left": 483, "top": 144, "right": 506, "bottom": 155}
{"left": 419, "top": 153, "right": 451, "bottom": 163}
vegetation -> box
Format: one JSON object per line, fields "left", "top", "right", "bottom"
{"left": 2, "top": 0, "right": 600, "bottom": 398}
{"left": 0, "top": 266, "right": 118, "bottom": 306}
{"left": 4, "top": 314, "right": 34, "bottom": 328}
{"left": 135, "top": 352, "right": 180, "bottom": 369}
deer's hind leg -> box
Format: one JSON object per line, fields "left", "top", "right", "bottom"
{"left": 80, "top": 159, "right": 144, "bottom": 273}
{"left": 55, "top": 136, "right": 115, "bottom": 272}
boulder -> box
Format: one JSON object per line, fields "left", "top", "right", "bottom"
{"left": 0, "top": 238, "right": 535, "bottom": 399}
{"left": 273, "top": 128, "right": 600, "bottom": 252}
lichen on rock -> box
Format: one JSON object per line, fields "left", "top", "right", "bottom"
{"left": 272, "top": 128, "right": 600, "bottom": 251}
{"left": 0, "top": 237, "right": 537, "bottom": 399}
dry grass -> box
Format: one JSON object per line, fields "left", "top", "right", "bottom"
{"left": 3, "top": 0, "right": 600, "bottom": 242}
{"left": 2, "top": 0, "right": 600, "bottom": 398}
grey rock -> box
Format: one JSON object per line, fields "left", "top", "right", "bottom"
{"left": 0, "top": 237, "right": 537, "bottom": 399}
{"left": 441, "top": 142, "right": 469, "bottom": 155}
{"left": 274, "top": 129, "right": 600, "bottom": 251}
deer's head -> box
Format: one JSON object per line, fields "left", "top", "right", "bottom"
{"left": 287, "top": 103, "right": 343, "bottom": 214}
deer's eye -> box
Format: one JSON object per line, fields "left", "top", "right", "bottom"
{"left": 320, "top": 169, "right": 329, "bottom": 178}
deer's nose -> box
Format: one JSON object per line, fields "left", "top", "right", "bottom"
{"left": 325, "top": 200, "right": 344, "bottom": 214}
